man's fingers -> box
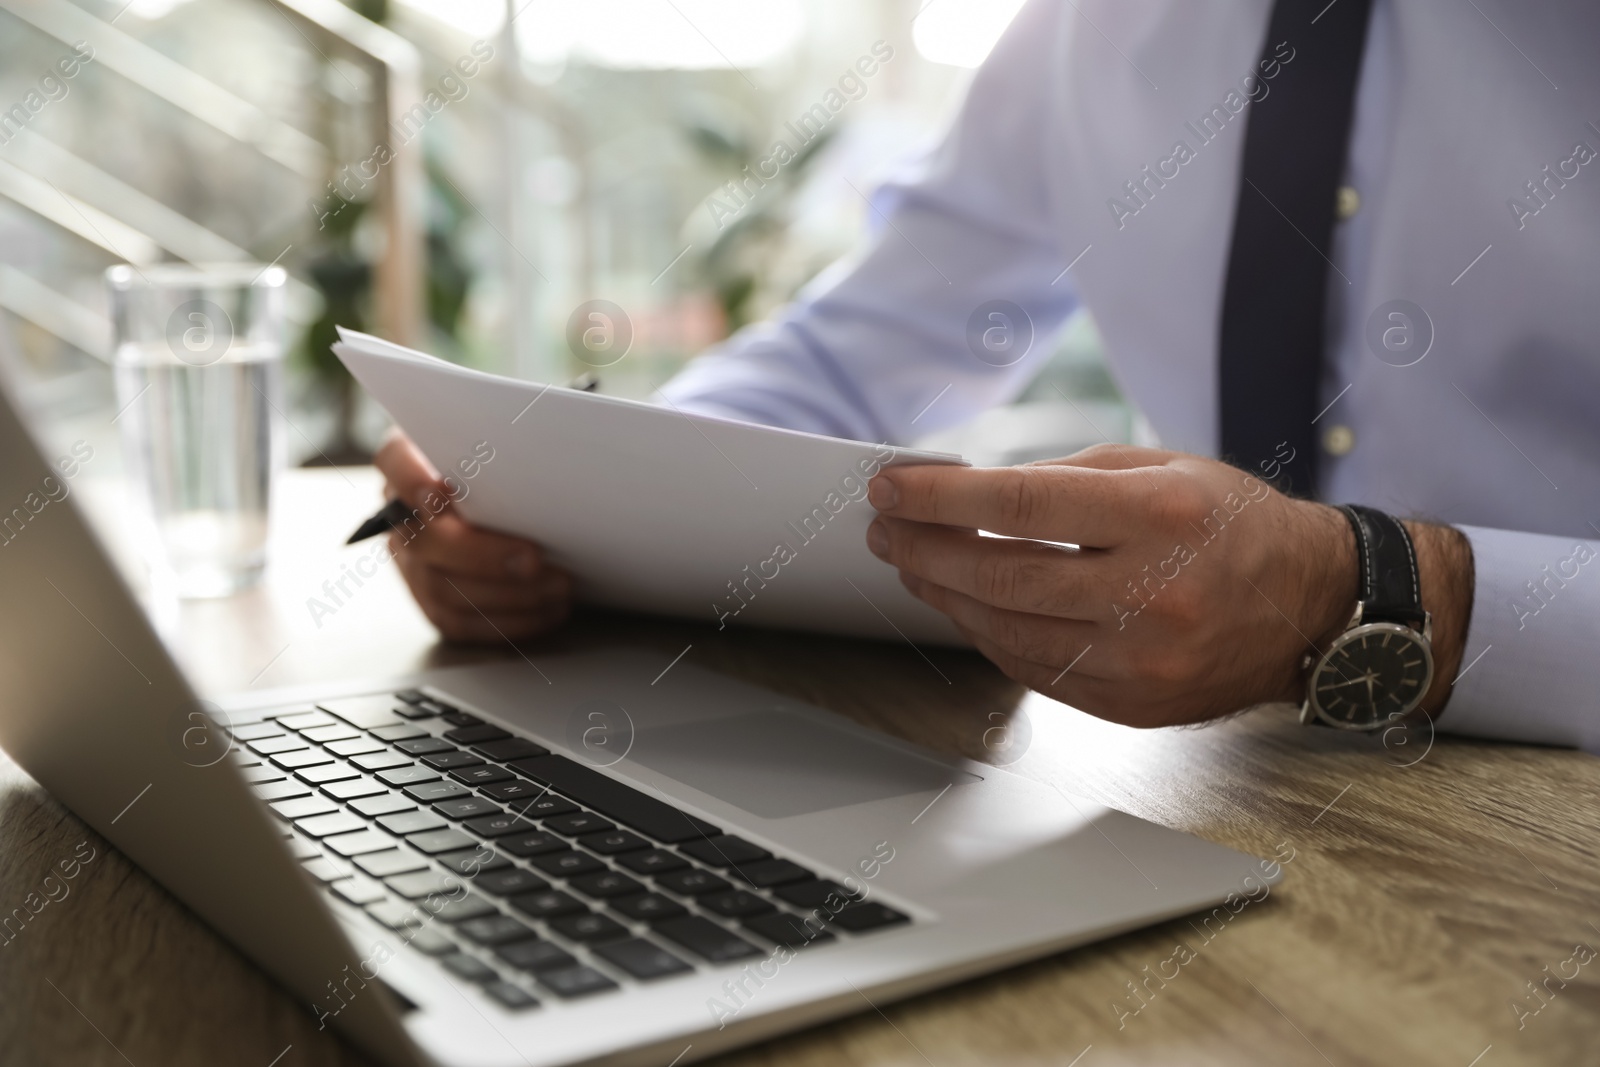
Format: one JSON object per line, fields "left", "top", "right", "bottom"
{"left": 1027, "top": 443, "right": 1173, "bottom": 472}
{"left": 869, "top": 463, "right": 1164, "bottom": 545}
{"left": 388, "top": 513, "right": 544, "bottom": 581}
{"left": 871, "top": 517, "right": 1108, "bottom": 618}
{"left": 900, "top": 572, "right": 1102, "bottom": 674}
{"left": 418, "top": 566, "right": 570, "bottom": 614}
{"left": 375, "top": 431, "right": 447, "bottom": 506}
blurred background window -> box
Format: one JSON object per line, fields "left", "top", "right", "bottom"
{"left": 0, "top": 0, "right": 1133, "bottom": 476}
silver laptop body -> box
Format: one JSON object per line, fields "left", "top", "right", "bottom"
{"left": 0, "top": 382, "right": 1276, "bottom": 1066}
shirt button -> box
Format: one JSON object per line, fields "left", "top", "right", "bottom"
{"left": 1336, "top": 186, "right": 1360, "bottom": 220}
{"left": 1322, "top": 424, "right": 1356, "bottom": 456}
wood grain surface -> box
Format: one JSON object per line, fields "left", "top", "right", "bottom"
{"left": 2, "top": 468, "right": 1596, "bottom": 1067}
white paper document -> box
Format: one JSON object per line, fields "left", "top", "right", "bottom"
{"left": 333, "top": 329, "right": 968, "bottom": 645}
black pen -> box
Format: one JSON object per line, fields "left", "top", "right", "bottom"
{"left": 346, "top": 374, "right": 600, "bottom": 545}
{"left": 345, "top": 498, "right": 413, "bottom": 544}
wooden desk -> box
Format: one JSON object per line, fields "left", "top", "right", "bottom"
{"left": 3, "top": 468, "right": 1597, "bottom": 1066}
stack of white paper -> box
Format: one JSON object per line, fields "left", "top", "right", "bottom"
{"left": 333, "top": 329, "right": 968, "bottom": 645}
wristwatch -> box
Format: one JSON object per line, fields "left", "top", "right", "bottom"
{"left": 1301, "top": 504, "right": 1434, "bottom": 731}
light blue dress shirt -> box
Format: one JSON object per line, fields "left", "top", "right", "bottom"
{"left": 660, "top": 0, "right": 1600, "bottom": 751}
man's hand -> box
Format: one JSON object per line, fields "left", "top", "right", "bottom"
{"left": 865, "top": 444, "right": 1471, "bottom": 728}
{"left": 374, "top": 431, "right": 572, "bottom": 644}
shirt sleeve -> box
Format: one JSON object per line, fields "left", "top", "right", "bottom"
{"left": 657, "top": 0, "right": 1079, "bottom": 444}
{"left": 1437, "top": 525, "right": 1600, "bottom": 752}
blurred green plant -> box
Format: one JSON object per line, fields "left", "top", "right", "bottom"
{"left": 681, "top": 111, "right": 835, "bottom": 333}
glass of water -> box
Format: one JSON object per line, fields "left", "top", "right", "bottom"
{"left": 107, "top": 264, "right": 286, "bottom": 598}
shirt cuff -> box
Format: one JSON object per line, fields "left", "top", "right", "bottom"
{"left": 1440, "top": 525, "right": 1600, "bottom": 752}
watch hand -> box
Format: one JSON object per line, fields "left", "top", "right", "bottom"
{"left": 1363, "top": 673, "right": 1376, "bottom": 702}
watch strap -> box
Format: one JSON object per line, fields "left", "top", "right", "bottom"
{"left": 1336, "top": 504, "right": 1425, "bottom": 628}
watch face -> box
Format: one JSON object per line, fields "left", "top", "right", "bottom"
{"left": 1310, "top": 623, "right": 1434, "bottom": 730}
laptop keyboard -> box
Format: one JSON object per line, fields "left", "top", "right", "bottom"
{"left": 228, "top": 689, "right": 910, "bottom": 1012}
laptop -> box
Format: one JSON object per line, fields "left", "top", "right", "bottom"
{"left": 0, "top": 381, "right": 1277, "bottom": 1066}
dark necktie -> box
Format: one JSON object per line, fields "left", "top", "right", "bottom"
{"left": 1218, "top": 0, "right": 1374, "bottom": 497}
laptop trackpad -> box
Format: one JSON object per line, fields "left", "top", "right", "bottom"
{"left": 630, "top": 711, "right": 977, "bottom": 819}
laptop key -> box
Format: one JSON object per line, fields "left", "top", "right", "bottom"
{"left": 379, "top": 810, "right": 448, "bottom": 835}
{"left": 508, "top": 755, "right": 720, "bottom": 843}
{"left": 249, "top": 736, "right": 309, "bottom": 756}
{"left": 701, "top": 890, "right": 776, "bottom": 919}
{"left": 441, "top": 711, "right": 482, "bottom": 728}
{"left": 395, "top": 737, "right": 455, "bottom": 756}
{"left": 298, "top": 762, "right": 362, "bottom": 784}
{"left": 302, "top": 857, "right": 352, "bottom": 883}
{"left": 441, "top": 953, "right": 498, "bottom": 983}
{"left": 386, "top": 870, "right": 468, "bottom": 900}
{"left": 371, "top": 723, "right": 429, "bottom": 742}
{"left": 463, "top": 814, "right": 538, "bottom": 838}
{"left": 509, "top": 889, "right": 587, "bottom": 920}
{"left": 324, "top": 829, "right": 399, "bottom": 856}
{"left": 496, "top": 940, "right": 577, "bottom": 973}
{"left": 473, "top": 868, "right": 549, "bottom": 897}
{"left": 354, "top": 849, "right": 429, "bottom": 878}
{"left": 404, "top": 781, "right": 471, "bottom": 803}
{"left": 438, "top": 847, "right": 511, "bottom": 877}
{"left": 480, "top": 780, "right": 563, "bottom": 806}
{"left": 730, "top": 859, "right": 812, "bottom": 889}
{"left": 407, "top": 828, "right": 479, "bottom": 855}
{"left": 402, "top": 927, "right": 455, "bottom": 957}
{"left": 353, "top": 751, "right": 414, "bottom": 772}
{"left": 742, "top": 912, "right": 836, "bottom": 950}
{"left": 230, "top": 723, "right": 286, "bottom": 741}
{"left": 433, "top": 895, "right": 497, "bottom": 923}
{"left": 434, "top": 797, "right": 500, "bottom": 820}
{"left": 544, "top": 812, "right": 614, "bottom": 837}
{"left": 243, "top": 765, "right": 289, "bottom": 785}
{"left": 451, "top": 765, "right": 515, "bottom": 787}
{"left": 379, "top": 766, "right": 441, "bottom": 787}
{"left": 288, "top": 836, "right": 322, "bottom": 860}
{"left": 617, "top": 849, "right": 688, "bottom": 876}
{"left": 472, "top": 738, "right": 549, "bottom": 762}
{"left": 654, "top": 916, "right": 762, "bottom": 963}
{"left": 302, "top": 723, "right": 362, "bottom": 743}
{"left": 594, "top": 938, "right": 693, "bottom": 980}
{"left": 272, "top": 749, "right": 332, "bottom": 769}
{"left": 395, "top": 689, "right": 427, "bottom": 705}
{"left": 568, "top": 871, "right": 644, "bottom": 900}
{"left": 422, "top": 751, "right": 483, "bottom": 770}
{"left": 528, "top": 850, "right": 605, "bottom": 878}
{"left": 416, "top": 698, "right": 456, "bottom": 717}
{"left": 549, "top": 913, "right": 629, "bottom": 944}
{"left": 393, "top": 702, "right": 438, "bottom": 721}
{"left": 368, "top": 900, "right": 428, "bottom": 930}
{"left": 655, "top": 869, "right": 730, "bottom": 897}
{"left": 774, "top": 879, "right": 859, "bottom": 910}
{"left": 610, "top": 893, "right": 687, "bottom": 923}
{"left": 326, "top": 777, "right": 392, "bottom": 802}
{"left": 831, "top": 903, "right": 910, "bottom": 933}
{"left": 270, "top": 796, "right": 339, "bottom": 820}
{"left": 538, "top": 966, "right": 619, "bottom": 999}
{"left": 498, "top": 831, "right": 566, "bottom": 858}
{"left": 294, "top": 812, "right": 368, "bottom": 838}
{"left": 457, "top": 915, "right": 539, "bottom": 946}
{"left": 330, "top": 876, "right": 387, "bottom": 906}
{"left": 483, "top": 981, "right": 540, "bottom": 1010}
{"left": 680, "top": 835, "right": 771, "bottom": 869}
{"left": 253, "top": 779, "right": 310, "bottom": 801}
{"left": 444, "top": 725, "right": 510, "bottom": 745}
{"left": 279, "top": 710, "right": 338, "bottom": 731}
{"left": 579, "top": 830, "right": 649, "bottom": 855}
{"left": 348, "top": 792, "right": 413, "bottom": 816}
{"left": 326, "top": 737, "right": 388, "bottom": 757}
